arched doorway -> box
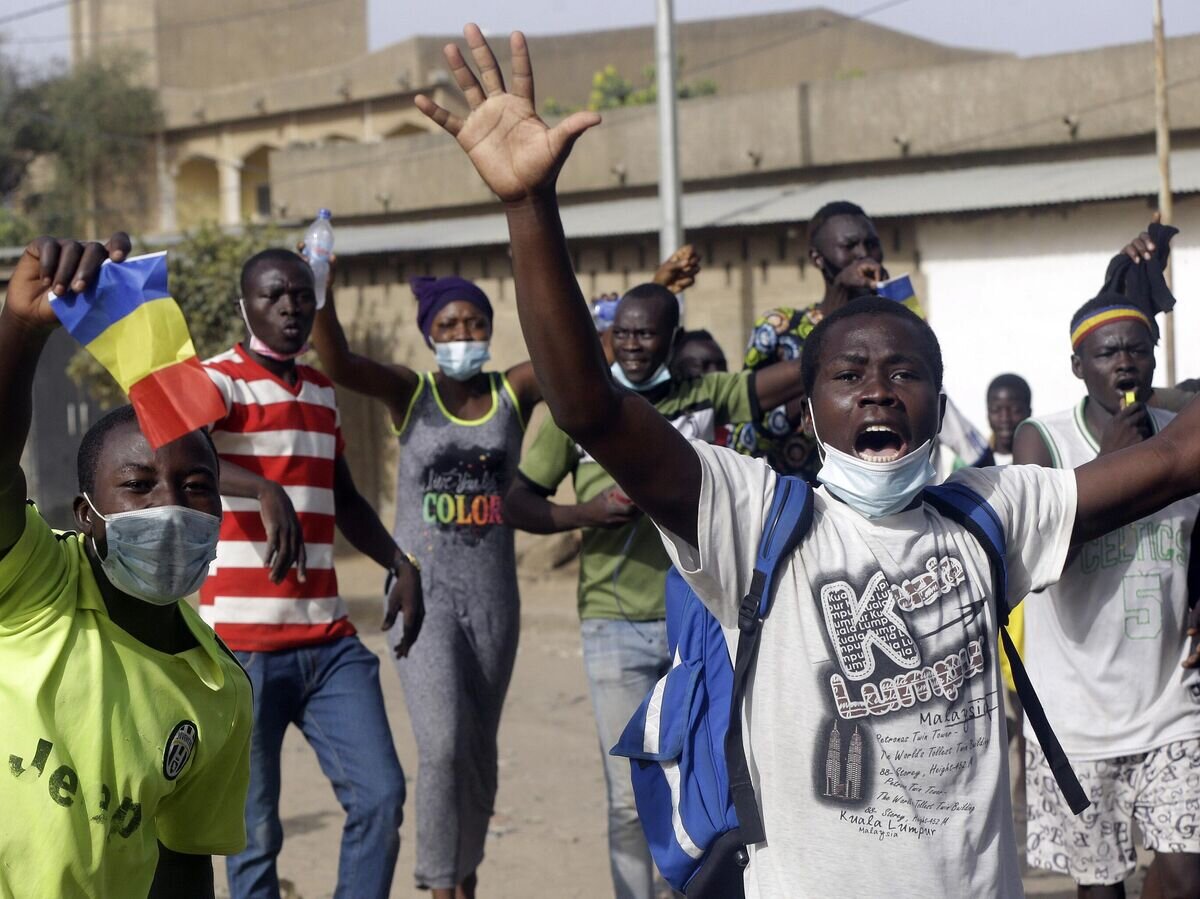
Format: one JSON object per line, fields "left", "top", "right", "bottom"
{"left": 385, "top": 123, "right": 426, "bottom": 139}
{"left": 240, "top": 145, "right": 276, "bottom": 222}
{"left": 175, "top": 157, "right": 219, "bottom": 229}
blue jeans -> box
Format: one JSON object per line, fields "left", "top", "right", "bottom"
{"left": 227, "top": 636, "right": 406, "bottom": 899}
{"left": 581, "top": 617, "right": 672, "bottom": 899}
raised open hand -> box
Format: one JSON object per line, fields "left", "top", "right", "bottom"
{"left": 415, "top": 25, "right": 601, "bottom": 203}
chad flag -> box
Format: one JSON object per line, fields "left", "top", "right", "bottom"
{"left": 50, "top": 251, "right": 226, "bottom": 449}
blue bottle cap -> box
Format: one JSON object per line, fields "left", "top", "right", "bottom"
{"left": 317, "top": 208, "right": 332, "bottom": 219}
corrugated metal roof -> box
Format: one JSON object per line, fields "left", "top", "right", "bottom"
{"left": 285, "top": 146, "right": 1200, "bottom": 257}
{"left": 3, "top": 149, "right": 1193, "bottom": 264}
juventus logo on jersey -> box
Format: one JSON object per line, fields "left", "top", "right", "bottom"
{"left": 163, "top": 721, "right": 198, "bottom": 781}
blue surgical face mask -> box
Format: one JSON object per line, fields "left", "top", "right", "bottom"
{"left": 809, "top": 399, "right": 936, "bottom": 519}
{"left": 435, "top": 340, "right": 491, "bottom": 381}
{"left": 85, "top": 495, "right": 221, "bottom": 605}
{"left": 611, "top": 361, "right": 672, "bottom": 393}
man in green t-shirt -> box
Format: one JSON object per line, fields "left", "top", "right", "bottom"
{"left": 503, "top": 283, "right": 804, "bottom": 899}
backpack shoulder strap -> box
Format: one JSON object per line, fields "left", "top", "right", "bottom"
{"left": 923, "top": 483, "right": 1090, "bottom": 816}
{"left": 923, "top": 482, "right": 1009, "bottom": 620}
{"left": 727, "top": 474, "right": 813, "bottom": 847}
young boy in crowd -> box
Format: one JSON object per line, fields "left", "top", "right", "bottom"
{"left": 503, "top": 283, "right": 806, "bottom": 899}
{"left": 200, "top": 248, "right": 424, "bottom": 899}
{"left": 671, "top": 329, "right": 728, "bottom": 380}
{"left": 0, "top": 235, "right": 252, "bottom": 898}
{"left": 981, "top": 374, "right": 1032, "bottom": 467}
{"left": 1014, "top": 291, "right": 1200, "bottom": 898}
{"left": 418, "top": 26, "right": 1200, "bottom": 897}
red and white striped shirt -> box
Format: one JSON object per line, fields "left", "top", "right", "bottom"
{"left": 199, "top": 344, "right": 355, "bottom": 651}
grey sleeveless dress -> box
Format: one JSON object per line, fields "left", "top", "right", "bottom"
{"left": 385, "top": 371, "right": 524, "bottom": 889}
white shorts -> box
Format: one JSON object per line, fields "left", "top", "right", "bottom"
{"left": 1025, "top": 738, "right": 1200, "bottom": 885}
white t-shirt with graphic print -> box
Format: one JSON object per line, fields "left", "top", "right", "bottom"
{"left": 657, "top": 441, "right": 1077, "bottom": 899}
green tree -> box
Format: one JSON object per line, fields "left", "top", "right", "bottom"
{"left": 23, "top": 50, "right": 161, "bottom": 236}
{"left": 68, "top": 223, "right": 284, "bottom": 405}
{"left": 542, "top": 60, "right": 717, "bottom": 117}
{"left": 0, "top": 207, "right": 34, "bottom": 246}
{"left": 0, "top": 39, "right": 46, "bottom": 208}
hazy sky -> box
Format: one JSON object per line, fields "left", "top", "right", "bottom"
{"left": 4, "top": 0, "right": 1200, "bottom": 68}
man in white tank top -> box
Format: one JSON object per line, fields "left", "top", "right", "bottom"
{"left": 1014, "top": 290, "right": 1200, "bottom": 897}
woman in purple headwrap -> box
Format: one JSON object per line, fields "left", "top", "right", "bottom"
{"left": 312, "top": 274, "right": 541, "bottom": 899}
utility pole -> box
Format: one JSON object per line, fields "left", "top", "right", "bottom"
{"left": 655, "top": 0, "right": 684, "bottom": 317}
{"left": 1153, "top": 0, "right": 1176, "bottom": 385}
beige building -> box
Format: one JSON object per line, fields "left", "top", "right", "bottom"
{"left": 64, "top": 2, "right": 1200, "bottom": 520}
{"left": 74, "top": 1, "right": 997, "bottom": 232}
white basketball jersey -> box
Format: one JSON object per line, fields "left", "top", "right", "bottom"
{"left": 1020, "top": 399, "right": 1200, "bottom": 759}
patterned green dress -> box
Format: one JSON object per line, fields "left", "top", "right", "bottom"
{"left": 727, "top": 306, "right": 822, "bottom": 480}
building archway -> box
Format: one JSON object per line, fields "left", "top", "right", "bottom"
{"left": 240, "top": 145, "right": 277, "bottom": 222}
{"left": 384, "top": 122, "right": 426, "bottom": 139}
{"left": 175, "top": 156, "right": 220, "bottom": 229}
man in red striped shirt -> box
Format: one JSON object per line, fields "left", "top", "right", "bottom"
{"left": 200, "top": 248, "right": 424, "bottom": 899}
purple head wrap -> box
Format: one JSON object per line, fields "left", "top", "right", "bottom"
{"left": 411, "top": 276, "right": 493, "bottom": 345}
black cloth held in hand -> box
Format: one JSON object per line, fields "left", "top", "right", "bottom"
{"left": 1097, "top": 221, "right": 1180, "bottom": 340}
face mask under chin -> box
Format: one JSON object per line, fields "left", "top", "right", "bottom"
{"left": 611, "top": 360, "right": 672, "bottom": 393}
{"left": 808, "top": 399, "right": 938, "bottom": 519}
{"left": 239, "top": 299, "right": 310, "bottom": 361}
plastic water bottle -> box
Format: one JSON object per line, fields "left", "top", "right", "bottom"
{"left": 303, "top": 209, "right": 334, "bottom": 308}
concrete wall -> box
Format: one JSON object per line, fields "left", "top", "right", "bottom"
{"left": 805, "top": 34, "right": 1200, "bottom": 166}
{"left": 76, "top": 0, "right": 367, "bottom": 92}
{"left": 73, "top": 0, "right": 159, "bottom": 82}
{"left": 415, "top": 8, "right": 998, "bottom": 111}
{"left": 158, "top": 42, "right": 428, "bottom": 130}
{"left": 267, "top": 31, "right": 1200, "bottom": 224}
{"left": 268, "top": 87, "right": 802, "bottom": 220}
{"left": 153, "top": 7, "right": 992, "bottom": 129}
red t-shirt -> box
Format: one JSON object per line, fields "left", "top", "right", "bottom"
{"left": 199, "top": 344, "right": 355, "bottom": 651}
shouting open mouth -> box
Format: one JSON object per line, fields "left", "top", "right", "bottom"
{"left": 854, "top": 424, "right": 910, "bottom": 463}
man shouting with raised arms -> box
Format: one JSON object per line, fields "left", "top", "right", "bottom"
{"left": 416, "top": 26, "right": 1200, "bottom": 898}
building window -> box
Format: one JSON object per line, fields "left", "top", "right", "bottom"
{"left": 256, "top": 184, "right": 272, "bottom": 218}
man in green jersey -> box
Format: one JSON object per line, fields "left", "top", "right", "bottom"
{"left": 503, "top": 283, "right": 804, "bottom": 899}
{"left": 0, "top": 235, "right": 252, "bottom": 899}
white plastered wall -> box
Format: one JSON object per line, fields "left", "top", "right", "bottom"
{"left": 917, "top": 196, "right": 1200, "bottom": 432}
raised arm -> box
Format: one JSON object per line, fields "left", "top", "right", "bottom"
{"left": 501, "top": 361, "right": 544, "bottom": 422}
{"left": 0, "top": 235, "right": 129, "bottom": 556}
{"left": 310, "top": 286, "right": 420, "bottom": 425}
{"left": 1071, "top": 397, "right": 1200, "bottom": 545}
{"left": 753, "top": 360, "right": 805, "bottom": 410}
{"left": 416, "top": 26, "right": 701, "bottom": 542}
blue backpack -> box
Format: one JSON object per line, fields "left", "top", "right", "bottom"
{"left": 611, "top": 476, "right": 1089, "bottom": 897}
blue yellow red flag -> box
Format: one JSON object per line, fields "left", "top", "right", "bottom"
{"left": 876, "top": 273, "right": 927, "bottom": 319}
{"left": 49, "top": 251, "right": 226, "bottom": 449}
